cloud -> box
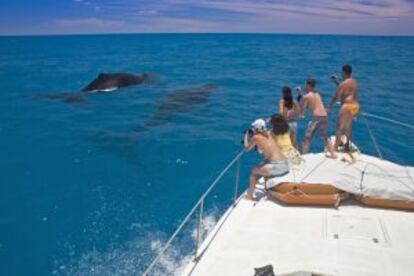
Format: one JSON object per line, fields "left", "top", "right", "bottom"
{"left": 137, "top": 10, "right": 158, "bottom": 16}
{"left": 102, "top": 0, "right": 412, "bottom": 35}
{"left": 176, "top": 0, "right": 414, "bottom": 19}
{"left": 3, "top": 0, "right": 414, "bottom": 35}
{"left": 54, "top": 17, "right": 125, "bottom": 28}
{"left": 72, "top": 0, "right": 101, "bottom": 13}
{"left": 139, "top": 16, "right": 221, "bottom": 32}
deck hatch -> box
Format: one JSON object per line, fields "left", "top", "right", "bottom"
{"left": 327, "top": 214, "right": 387, "bottom": 244}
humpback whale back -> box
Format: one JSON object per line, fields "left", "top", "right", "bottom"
{"left": 81, "top": 72, "right": 148, "bottom": 92}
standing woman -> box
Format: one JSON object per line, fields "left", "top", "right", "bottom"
{"left": 279, "top": 86, "right": 302, "bottom": 148}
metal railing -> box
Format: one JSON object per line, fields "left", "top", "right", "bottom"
{"left": 359, "top": 111, "right": 414, "bottom": 159}
{"left": 143, "top": 149, "right": 245, "bottom": 276}
{"left": 360, "top": 112, "right": 414, "bottom": 130}
{"left": 360, "top": 113, "right": 384, "bottom": 159}
{"left": 142, "top": 111, "right": 413, "bottom": 275}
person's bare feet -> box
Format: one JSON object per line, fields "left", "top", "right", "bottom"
{"left": 244, "top": 192, "right": 254, "bottom": 200}
{"left": 344, "top": 143, "right": 351, "bottom": 153}
{"left": 326, "top": 152, "right": 338, "bottom": 159}
{"left": 347, "top": 152, "right": 356, "bottom": 163}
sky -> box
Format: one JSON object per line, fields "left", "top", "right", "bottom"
{"left": 0, "top": 0, "right": 413, "bottom": 36}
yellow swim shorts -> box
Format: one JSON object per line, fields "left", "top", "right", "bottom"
{"left": 342, "top": 103, "right": 359, "bottom": 117}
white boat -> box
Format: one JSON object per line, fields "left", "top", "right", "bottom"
{"left": 143, "top": 112, "right": 414, "bottom": 276}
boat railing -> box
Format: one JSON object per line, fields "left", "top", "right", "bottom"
{"left": 142, "top": 149, "right": 245, "bottom": 276}
{"left": 360, "top": 112, "right": 414, "bottom": 130}
{"left": 359, "top": 112, "right": 414, "bottom": 159}
{"left": 142, "top": 111, "right": 413, "bottom": 275}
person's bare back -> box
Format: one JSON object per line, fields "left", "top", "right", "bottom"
{"left": 298, "top": 78, "right": 337, "bottom": 158}
{"left": 252, "top": 132, "right": 286, "bottom": 161}
{"left": 302, "top": 91, "right": 327, "bottom": 117}
{"left": 328, "top": 65, "right": 360, "bottom": 152}
{"left": 339, "top": 78, "right": 358, "bottom": 104}
{"left": 243, "top": 119, "right": 290, "bottom": 200}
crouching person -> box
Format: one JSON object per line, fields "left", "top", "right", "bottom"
{"left": 244, "top": 119, "right": 289, "bottom": 200}
{"left": 269, "top": 114, "right": 304, "bottom": 166}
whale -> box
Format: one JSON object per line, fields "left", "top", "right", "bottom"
{"left": 87, "top": 84, "right": 217, "bottom": 164}
{"left": 81, "top": 73, "right": 150, "bottom": 92}
{"left": 145, "top": 83, "right": 217, "bottom": 127}
{"left": 34, "top": 72, "right": 152, "bottom": 104}
{"left": 33, "top": 92, "right": 87, "bottom": 104}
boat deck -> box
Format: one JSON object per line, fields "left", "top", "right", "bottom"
{"left": 182, "top": 153, "right": 414, "bottom": 276}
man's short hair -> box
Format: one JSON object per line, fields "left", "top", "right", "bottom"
{"left": 342, "top": 64, "right": 352, "bottom": 75}
{"left": 306, "top": 78, "right": 316, "bottom": 88}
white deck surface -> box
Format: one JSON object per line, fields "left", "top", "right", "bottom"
{"left": 182, "top": 153, "right": 414, "bottom": 276}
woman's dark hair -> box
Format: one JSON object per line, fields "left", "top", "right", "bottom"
{"left": 282, "top": 86, "right": 293, "bottom": 109}
{"left": 270, "top": 114, "right": 289, "bottom": 135}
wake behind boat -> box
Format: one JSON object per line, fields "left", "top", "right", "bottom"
{"left": 143, "top": 113, "right": 414, "bottom": 276}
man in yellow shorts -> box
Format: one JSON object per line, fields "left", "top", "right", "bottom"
{"left": 328, "top": 65, "right": 359, "bottom": 152}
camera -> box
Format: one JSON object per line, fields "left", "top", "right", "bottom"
{"left": 240, "top": 128, "right": 255, "bottom": 145}
{"left": 244, "top": 128, "right": 255, "bottom": 137}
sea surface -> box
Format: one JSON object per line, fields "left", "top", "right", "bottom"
{"left": 0, "top": 34, "right": 413, "bottom": 275}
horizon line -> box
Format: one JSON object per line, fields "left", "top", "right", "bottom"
{"left": 1, "top": 31, "right": 414, "bottom": 38}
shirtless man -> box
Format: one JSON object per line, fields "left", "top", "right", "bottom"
{"left": 297, "top": 79, "right": 337, "bottom": 158}
{"left": 328, "top": 65, "right": 359, "bottom": 151}
{"left": 244, "top": 118, "right": 289, "bottom": 200}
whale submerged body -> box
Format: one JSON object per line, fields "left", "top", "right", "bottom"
{"left": 34, "top": 92, "right": 86, "bottom": 104}
{"left": 81, "top": 73, "right": 149, "bottom": 92}
{"left": 145, "top": 83, "right": 217, "bottom": 126}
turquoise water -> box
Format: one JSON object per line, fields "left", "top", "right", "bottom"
{"left": 0, "top": 34, "right": 413, "bottom": 275}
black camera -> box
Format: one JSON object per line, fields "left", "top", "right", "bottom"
{"left": 240, "top": 128, "right": 255, "bottom": 145}
{"left": 244, "top": 128, "right": 255, "bottom": 137}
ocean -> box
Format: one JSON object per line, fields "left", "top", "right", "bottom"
{"left": 0, "top": 34, "right": 413, "bottom": 275}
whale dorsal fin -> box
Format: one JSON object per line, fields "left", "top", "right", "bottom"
{"left": 97, "top": 73, "right": 107, "bottom": 78}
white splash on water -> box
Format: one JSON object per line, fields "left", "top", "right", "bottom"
{"left": 175, "top": 158, "right": 189, "bottom": 165}
{"left": 191, "top": 212, "right": 218, "bottom": 242}
{"left": 54, "top": 210, "right": 219, "bottom": 276}
{"left": 149, "top": 240, "right": 193, "bottom": 276}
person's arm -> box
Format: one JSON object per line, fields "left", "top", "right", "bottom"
{"left": 296, "top": 89, "right": 308, "bottom": 118}
{"left": 294, "top": 100, "right": 303, "bottom": 119}
{"left": 330, "top": 75, "right": 340, "bottom": 86}
{"left": 278, "top": 99, "right": 284, "bottom": 115}
{"left": 295, "top": 86, "right": 303, "bottom": 103}
{"left": 301, "top": 94, "right": 309, "bottom": 110}
{"left": 328, "top": 82, "right": 345, "bottom": 111}
{"left": 243, "top": 132, "right": 256, "bottom": 151}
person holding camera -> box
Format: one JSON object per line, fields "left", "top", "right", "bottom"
{"left": 278, "top": 86, "right": 303, "bottom": 148}
{"left": 296, "top": 79, "right": 337, "bottom": 158}
{"left": 327, "top": 65, "right": 359, "bottom": 152}
{"left": 243, "top": 118, "right": 289, "bottom": 200}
